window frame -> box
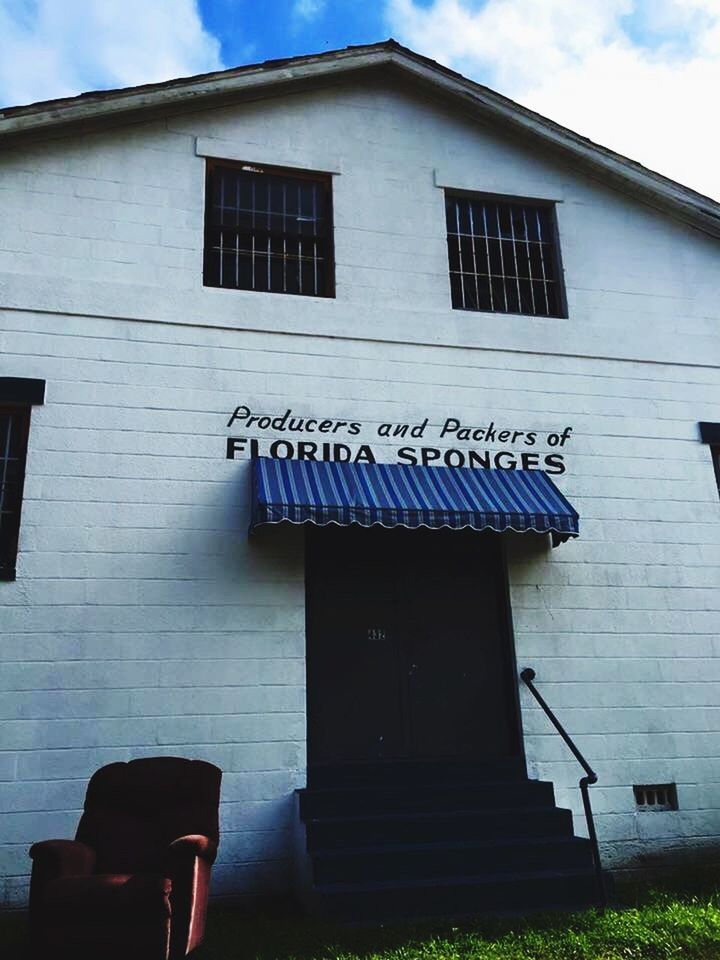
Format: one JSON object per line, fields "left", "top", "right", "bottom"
{"left": 203, "top": 157, "right": 336, "bottom": 299}
{"left": 443, "top": 190, "right": 568, "bottom": 319}
{"left": 0, "top": 378, "right": 45, "bottom": 582}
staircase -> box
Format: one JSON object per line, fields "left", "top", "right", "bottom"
{"left": 296, "top": 760, "right": 602, "bottom": 922}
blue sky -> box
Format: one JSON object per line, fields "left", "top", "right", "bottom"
{"left": 1, "top": 1, "right": 719, "bottom": 200}
{"left": 199, "top": 0, "right": 388, "bottom": 67}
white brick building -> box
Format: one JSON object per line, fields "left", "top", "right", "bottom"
{"left": 1, "top": 41, "right": 720, "bottom": 914}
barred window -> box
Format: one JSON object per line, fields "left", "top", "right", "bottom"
{"left": 634, "top": 784, "right": 678, "bottom": 811}
{"left": 204, "top": 161, "right": 334, "bottom": 297}
{"left": 445, "top": 195, "right": 565, "bottom": 317}
{"left": 0, "top": 406, "right": 31, "bottom": 581}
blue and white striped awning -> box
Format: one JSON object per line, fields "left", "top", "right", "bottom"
{"left": 250, "top": 457, "right": 579, "bottom": 540}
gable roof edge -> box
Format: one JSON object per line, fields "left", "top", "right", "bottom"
{"left": 0, "top": 45, "right": 398, "bottom": 133}
{"left": 383, "top": 49, "right": 720, "bottom": 239}
{"left": 1, "top": 40, "right": 718, "bottom": 239}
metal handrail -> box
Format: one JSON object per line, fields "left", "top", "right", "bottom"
{"left": 520, "top": 667, "right": 606, "bottom": 907}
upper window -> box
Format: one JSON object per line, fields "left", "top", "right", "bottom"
{"left": 204, "top": 161, "right": 334, "bottom": 298}
{"left": 445, "top": 194, "right": 565, "bottom": 317}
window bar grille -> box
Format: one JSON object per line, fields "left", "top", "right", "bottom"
{"left": 266, "top": 180, "right": 271, "bottom": 291}
{"left": 481, "top": 203, "right": 494, "bottom": 311}
{"left": 468, "top": 201, "right": 480, "bottom": 310}
{"left": 508, "top": 206, "right": 522, "bottom": 311}
{"left": 218, "top": 173, "right": 225, "bottom": 287}
{"left": 494, "top": 204, "right": 509, "bottom": 311}
{"left": 0, "top": 414, "right": 13, "bottom": 520}
{"left": 634, "top": 784, "right": 677, "bottom": 810}
{"left": 234, "top": 176, "right": 240, "bottom": 288}
{"left": 522, "top": 206, "right": 537, "bottom": 315}
{"left": 298, "top": 182, "right": 303, "bottom": 295}
{"left": 266, "top": 234, "right": 271, "bottom": 292}
{"left": 445, "top": 195, "right": 561, "bottom": 317}
{"left": 454, "top": 200, "right": 465, "bottom": 309}
{"left": 535, "top": 208, "right": 550, "bottom": 315}
{"left": 205, "top": 164, "right": 331, "bottom": 298}
{"left": 251, "top": 234, "right": 256, "bottom": 291}
{"left": 251, "top": 179, "right": 256, "bottom": 290}
{"left": 312, "top": 184, "right": 318, "bottom": 296}
{"left": 282, "top": 182, "right": 287, "bottom": 294}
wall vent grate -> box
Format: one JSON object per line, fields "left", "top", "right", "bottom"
{"left": 633, "top": 783, "right": 678, "bottom": 811}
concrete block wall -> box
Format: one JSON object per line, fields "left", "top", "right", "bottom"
{"left": 1, "top": 79, "right": 720, "bottom": 904}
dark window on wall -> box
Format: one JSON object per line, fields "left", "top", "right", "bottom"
{"left": 0, "top": 379, "right": 45, "bottom": 581}
{"left": 0, "top": 407, "right": 30, "bottom": 579}
{"left": 708, "top": 445, "right": 720, "bottom": 496}
{"left": 445, "top": 194, "right": 565, "bottom": 317}
{"left": 204, "top": 161, "right": 334, "bottom": 298}
{"left": 634, "top": 783, "right": 678, "bottom": 811}
{"left": 699, "top": 423, "right": 720, "bottom": 497}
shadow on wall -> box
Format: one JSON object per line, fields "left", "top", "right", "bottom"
{"left": 197, "top": 457, "right": 306, "bottom": 585}
{"left": 613, "top": 840, "right": 720, "bottom": 889}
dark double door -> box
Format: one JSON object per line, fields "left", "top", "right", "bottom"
{"left": 306, "top": 525, "right": 520, "bottom": 767}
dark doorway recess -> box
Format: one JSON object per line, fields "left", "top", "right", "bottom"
{"left": 305, "top": 525, "right": 522, "bottom": 778}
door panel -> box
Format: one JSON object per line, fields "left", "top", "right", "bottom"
{"left": 307, "top": 528, "right": 405, "bottom": 761}
{"left": 400, "top": 533, "right": 512, "bottom": 759}
{"left": 306, "top": 525, "right": 518, "bottom": 766}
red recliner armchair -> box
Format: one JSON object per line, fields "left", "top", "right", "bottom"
{"left": 29, "top": 757, "right": 222, "bottom": 959}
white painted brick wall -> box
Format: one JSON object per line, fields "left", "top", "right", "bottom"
{"left": 1, "top": 78, "right": 719, "bottom": 905}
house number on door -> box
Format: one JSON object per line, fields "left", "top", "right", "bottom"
{"left": 368, "top": 627, "right": 386, "bottom": 641}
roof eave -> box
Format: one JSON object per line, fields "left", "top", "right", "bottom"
{"left": 1, "top": 41, "right": 719, "bottom": 238}
{"left": 0, "top": 45, "right": 397, "bottom": 134}
{"left": 384, "top": 50, "right": 720, "bottom": 238}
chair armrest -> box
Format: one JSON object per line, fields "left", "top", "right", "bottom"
{"left": 29, "top": 839, "right": 96, "bottom": 877}
{"left": 29, "top": 840, "right": 96, "bottom": 917}
{"left": 166, "top": 836, "right": 216, "bottom": 957}
{"left": 167, "top": 834, "right": 217, "bottom": 866}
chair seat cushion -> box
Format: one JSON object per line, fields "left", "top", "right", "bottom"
{"left": 43, "top": 874, "right": 172, "bottom": 919}
{"left": 79, "top": 810, "right": 167, "bottom": 873}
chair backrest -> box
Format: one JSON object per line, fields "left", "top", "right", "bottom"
{"left": 76, "top": 757, "right": 221, "bottom": 874}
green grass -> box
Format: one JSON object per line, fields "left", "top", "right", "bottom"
{"left": 3, "top": 882, "right": 720, "bottom": 959}
{"left": 193, "top": 889, "right": 720, "bottom": 960}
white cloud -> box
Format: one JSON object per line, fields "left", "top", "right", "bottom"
{"left": 386, "top": 0, "right": 720, "bottom": 200}
{"left": 293, "top": 0, "right": 327, "bottom": 21}
{"left": 0, "top": 0, "right": 224, "bottom": 108}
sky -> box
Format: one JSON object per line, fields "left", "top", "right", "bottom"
{"left": 1, "top": 0, "right": 720, "bottom": 200}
